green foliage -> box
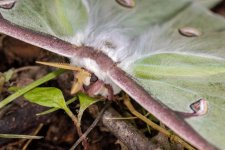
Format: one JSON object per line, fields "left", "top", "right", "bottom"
{"left": 24, "top": 87, "right": 78, "bottom": 126}
{"left": 36, "top": 97, "right": 77, "bottom": 116}
{"left": 24, "top": 87, "right": 67, "bottom": 109}
{"left": 0, "top": 69, "right": 65, "bottom": 109}
{"left": 77, "top": 93, "right": 101, "bottom": 124}
{"left": 24, "top": 87, "right": 99, "bottom": 127}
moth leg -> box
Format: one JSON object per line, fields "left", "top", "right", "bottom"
{"left": 35, "top": 61, "right": 114, "bottom": 98}
{"left": 36, "top": 61, "right": 85, "bottom": 72}
{"left": 36, "top": 61, "right": 91, "bottom": 95}
{"left": 123, "top": 94, "right": 195, "bottom": 150}
{"left": 86, "top": 80, "right": 114, "bottom": 100}
{"left": 71, "top": 70, "right": 91, "bottom": 95}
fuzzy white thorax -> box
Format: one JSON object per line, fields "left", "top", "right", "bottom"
{"left": 70, "top": 56, "right": 121, "bottom": 94}
{"left": 69, "top": 0, "right": 137, "bottom": 94}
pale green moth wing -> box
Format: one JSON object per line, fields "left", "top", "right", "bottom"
{"left": 126, "top": 2, "right": 225, "bottom": 149}
{"left": 0, "top": 0, "right": 88, "bottom": 37}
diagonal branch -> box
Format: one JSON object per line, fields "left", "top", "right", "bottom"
{"left": 101, "top": 107, "right": 159, "bottom": 150}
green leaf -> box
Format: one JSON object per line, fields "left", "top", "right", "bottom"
{"left": 0, "top": 133, "right": 43, "bottom": 139}
{"left": 36, "top": 96, "right": 77, "bottom": 116}
{"left": 77, "top": 93, "right": 101, "bottom": 124}
{"left": 24, "top": 87, "right": 79, "bottom": 126}
{"left": 0, "top": 0, "right": 88, "bottom": 37}
{"left": 0, "top": 69, "right": 65, "bottom": 109}
{"left": 24, "top": 87, "right": 67, "bottom": 109}
{"left": 24, "top": 87, "right": 79, "bottom": 125}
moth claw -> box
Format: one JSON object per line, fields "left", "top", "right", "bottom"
{"left": 35, "top": 61, "right": 113, "bottom": 99}
{"left": 35, "top": 61, "right": 91, "bottom": 95}
{"left": 87, "top": 80, "right": 114, "bottom": 100}
{"left": 71, "top": 70, "right": 91, "bottom": 95}
{"left": 71, "top": 81, "right": 82, "bottom": 95}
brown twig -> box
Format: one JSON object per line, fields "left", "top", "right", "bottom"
{"left": 70, "top": 102, "right": 111, "bottom": 150}
{"left": 22, "top": 123, "right": 44, "bottom": 150}
{"left": 101, "top": 107, "right": 160, "bottom": 150}
{"left": 63, "top": 107, "right": 89, "bottom": 149}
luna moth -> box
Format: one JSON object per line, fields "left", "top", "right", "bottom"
{"left": 0, "top": 0, "right": 225, "bottom": 149}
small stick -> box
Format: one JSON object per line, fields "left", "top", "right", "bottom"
{"left": 70, "top": 102, "right": 111, "bottom": 150}
{"left": 63, "top": 106, "right": 89, "bottom": 150}
{"left": 22, "top": 123, "right": 44, "bottom": 150}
